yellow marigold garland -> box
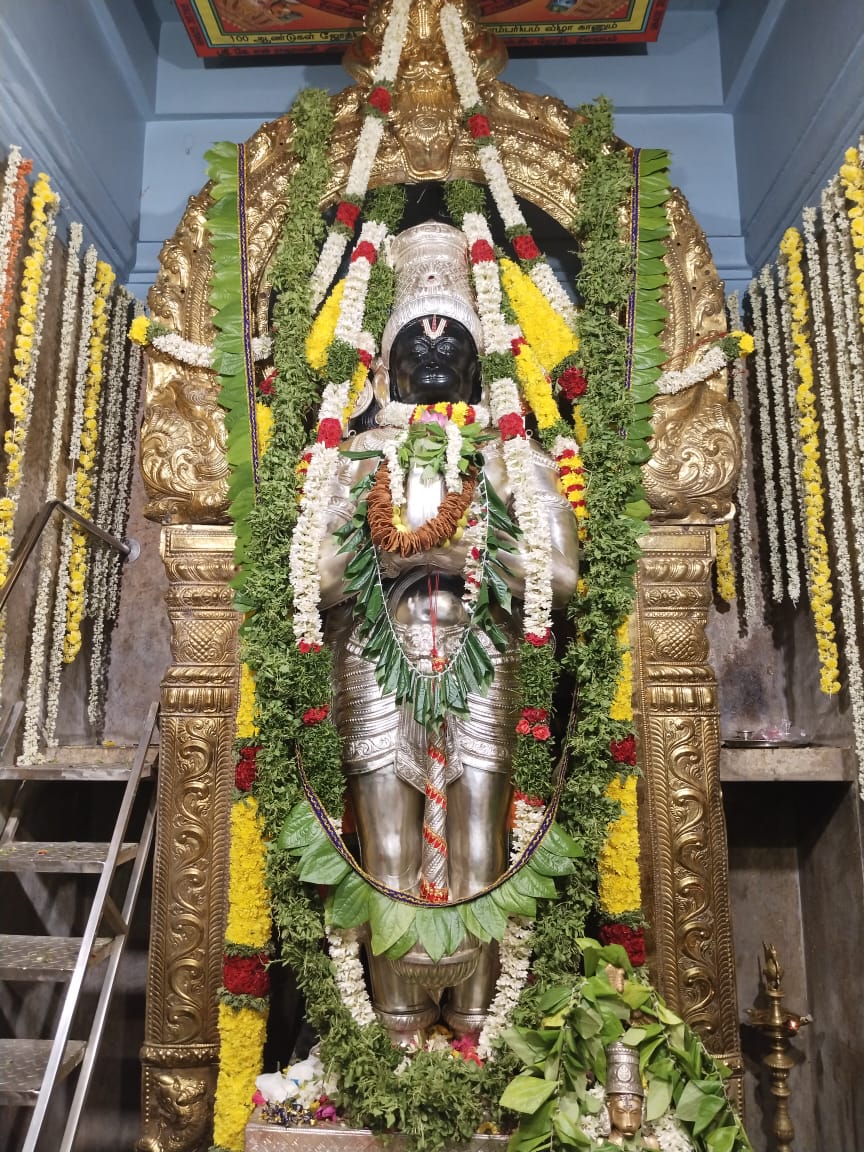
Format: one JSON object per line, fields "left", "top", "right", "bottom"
{"left": 513, "top": 340, "right": 561, "bottom": 431}
{"left": 0, "top": 172, "right": 60, "bottom": 642}
{"left": 598, "top": 774, "right": 641, "bottom": 916}
{"left": 255, "top": 401, "right": 274, "bottom": 458}
{"left": 305, "top": 277, "right": 346, "bottom": 372}
{"left": 779, "top": 227, "right": 841, "bottom": 695}
{"left": 839, "top": 142, "right": 864, "bottom": 332}
{"left": 499, "top": 258, "right": 578, "bottom": 371}
{"left": 225, "top": 791, "right": 272, "bottom": 945}
{"left": 63, "top": 260, "right": 115, "bottom": 663}
{"left": 714, "top": 523, "right": 736, "bottom": 602}
{"left": 608, "top": 621, "right": 633, "bottom": 724}
{"left": 213, "top": 1000, "right": 269, "bottom": 1151}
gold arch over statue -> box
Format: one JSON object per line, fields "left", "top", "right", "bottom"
{"left": 138, "top": 1, "right": 743, "bottom": 1146}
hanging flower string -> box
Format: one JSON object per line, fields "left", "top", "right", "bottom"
{"left": 63, "top": 260, "right": 115, "bottom": 664}
{"left": 779, "top": 227, "right": 840, "bottom": 695}
{"left": 0, "top": 147, "right": 33, "bottom": 363}
{"left": 838, "top": 138, "right": 864, "bottom": 335}
{"left": 725, "top": 291, "right": 758, "bottom": 633}
{"left": 128, "top": 317, "right": 272, "bottom": 369}
{"left": 747, "top": 277, "right": 784, "bottom": 602}
{"left": 0, "top": 171, "right": 60, "bottom": 676}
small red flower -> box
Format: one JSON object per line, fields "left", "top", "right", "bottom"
{"left": 302, "top": 705, "right": 330, "bottom": 726}
{"left": 558, "top": 366, "right": 588, "bottom": 400}
{"left": 522, "top": 707, "right": 547, "bottom": 723}
{"left": 532, "top": 723, "right": 551, "bottom": 741}
{"left": 511, "top": 336, "right": 527, "bottom": 356}
{"left": 470, "top": 239, "right": 495, "bottom": 264}
{"left": 498, "top": 412, "right": 526, "bottom": 440}
{"left": 235, "top": 745, "right": 260, "bottom": 792}
{"left": 467, "top": 114, "right": 491, "bottom": 140}
{"left": 222, "top": 953, "right": 270, "bottom": 997}
{"left": 367, "top": 85, "right": 392, "bottom": 115}
{"left": 335, "top": 201, "right": 360, "bottom": 230}
{"left": 351, "top": 240, "right": 377, "bottom": 264}
{"left": 513, "top": 790, "right": 545, "bottom": 808}
{"left": 298, "top": 640, "right": 322, "bottom": 654}
{"left": 258, "top": 370, "right": 277, "bottom": 397}
{"left": 358, "top": 348, "right": 372, "bottom": 367}
{"left": 512, "top": 233, "right": 540, "bottom": 262}
{"left": 599, "top": 923, "right": 646, "bottom": 967}
{"left": 516, "top": 718, "right": 532, "bottom": 736}
{"left": 317, "top": 417, "right": 342, "bottom": 448}
{"left": 610, "top": 734, "right": 637, "bottom": 765}
{"left": 525, "top": 629, "right": 551, "bottom": 647}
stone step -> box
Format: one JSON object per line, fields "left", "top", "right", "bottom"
{"left": 0, "top": 935, "right": 114, "bottom": 981}
{"left": 0, "top": 1039, "right": 86, "bottom": 1106}
{"left": 0, "top": 841, "right": 138, "bottom": 873}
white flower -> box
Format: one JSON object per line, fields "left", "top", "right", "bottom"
{"left": 529, "top": 262, "right": 577, "bottom": 326}
{"left": 440, "top": 5, "right": 482, "bottom": 108}
{"left": 444, "top": 421, "right": 464, "bottom": 493}
{"left": 0, "top": 146, "right": 24, "bottom": 322}
{"left": 725, "top": 291, "right": 758, "bottom": 639}
{"left": 327, "top": 929, "right": 377, "bottom": 1027}
{"left": 476, "top": 145, "right": 525, "bottom": 231}
{"left": 655, "top": 344, "right": 726, "bottom": 395}
{"left": 345, "top": 117, "right": 386, "bottom": 199}
{"left": 747, "top": 277, "right": 784, "bottom": 604}
{"left": 382, "top": 432, "right": 408, "bottom": 509}
{"left": 310, "top": 232, "right": 350, "bottom": 313}
{"left": 477, "top": 916, "right": 534, "bottom": 1057}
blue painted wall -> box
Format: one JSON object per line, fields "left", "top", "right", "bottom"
{"left": 0, "top": 0, "right": 156, "bottom": 279}
{"left": 131, "top": 7, "right": 748, "bottom": 292}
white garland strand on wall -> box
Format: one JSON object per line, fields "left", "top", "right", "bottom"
{"left": 21, "top": 222, "right": 84, "bottom": 762}
{"left": 760, "top": 263, "right": 801, "bottom": 605}
{"left": 725, "top": 292, "right": 758, "bottom": 635}
{"left": 748, "top": 277, "right": 784, "bottom": 601}
{"left": 802, "top": 206, "right": 864, "bottom": 794}
{"left": 44, "top": 245, "right": 98, "bottom": 748}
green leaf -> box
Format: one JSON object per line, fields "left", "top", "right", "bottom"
{"left": 491, "top": 878, "right": 538, "bottom": 918}
{"left": 383, "top": 921, "right": 418, "bottom": 959}
{"left": 500, "top": 1074, "right": 558, "bottom": 1115}
{"left": 458, "top": 899, "right": 493, "bottom": 944}
{"left": 645, "top": 1074, "right": 674, "bottom": 1122}
{"left": 675, "top": 1081, "right": 726, "bottom": 1135}
{"left": 297, "top": 837, "right": 351, "bottom": 886}
{"left": 469, "top": 893, "right": 509, "bottom": 940}
{"left": 530, "top": 844, "right": 578, "bottom": 877}
{"left": 501, "top": 1027, "right": 557, "bottom": 1067}
{"left": 329, "top": 868, "right": 370, "bottom": 929}
{"left": 542, "top": 822, "right": 584, "bottom": 859}
{"left": 415, "top": 907, "right": 449, "bottom": 963}
{"left": 278, "top": 802, "right": 319, "bottom": 851}
{"left": 368, "top": 891, "right": 417, "bottom": 955}
{"left": 511, "top": 864, "right": 559, "bottom": 901}
{"left": 705, "top": 1126, "right": 739, "bottom": 1152}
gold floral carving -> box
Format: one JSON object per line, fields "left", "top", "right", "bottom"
{"left": 140, "top": 0, "right": 745, "bottom": 1140}
{"left": 139, "top": 525, "right": 239, "bottom": 1152}
{"left": 633, "top": 526, "right": 743, "bottom": 1111}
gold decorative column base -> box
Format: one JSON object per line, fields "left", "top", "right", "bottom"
{"left": 633, "top": 524, "right": 744, "bottom": 1111}
{"left": 138, "top": 524, "right": 239, "bottom": 1152}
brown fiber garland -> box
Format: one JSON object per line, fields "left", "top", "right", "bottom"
{"left": 367, "top": 463, "right": 477, "bottom": 557}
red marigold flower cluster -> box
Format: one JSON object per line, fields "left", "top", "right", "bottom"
{"left": 512, "top": 233, "right": 540, "bottom": 262}
{"left": 525, "top": 629, "right": 551, "bottom": 647}
{"left": 335, "top": 201, "right": 360, "bottom": 230}
{"left": 351, "top": 240, "right": 377, "bottom": 264}
{"left": 222, "top": 953, "right": 270, "bottom": 997}
{"left": 498, "top": 412, "right": 526, "bottom": 440}
{"left": 317, "top": 417, "right": 342, "bottom": 448}
{"left": 467, "top": 113, "right": 491, "bottom": 140}
{"left": 599, "top": 922, "right": 646, "bottom": 967}
{"left": 302, "top": 705, "right": 330, "bottom": 725}
{"left": 513, "top": 789, "right": 545, "bottom": 808}
{"left": 470, "top": 239, "right": 495, "bottom": 264}
{"left": 258, "top": 370, "right": 277, "bottom": 397}
{"left": 558, "top": 365, "right": 588, "bottom": 400}
{"left": 298, "top": 639, "right": 321, "bottom": 654}
{"left": 367, "top": 86, "right": 391, "bottom": 115}
{"left": 358, "top": 348, "right": 372, "bottom": 367}
{"left": 610, "top": 734, "right": 637, "bottom": 765}
{"left": 235, "top": 745, "right": 260, "bottom": 791}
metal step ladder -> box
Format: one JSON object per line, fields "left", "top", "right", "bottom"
{"left": 0, "top": 701, "right": 159, "bottom": 1152}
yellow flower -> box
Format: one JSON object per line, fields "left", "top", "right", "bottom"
{"left": 500, "top": 258, "right": 578, "bottom": 371}
{"left": 213, "top": 1001, "right": 268, "bottom": 1152}
{"left": 599, "top": 774, "right": 641, "bottom": 915}
{"left": 236, "top": 662, "right": 258, "bottom": 739}
{"left": 305, "top": 278, "right": 346, "bottom": 372}
{"left": 513, "top": 342, "right": 560, "bottom": 430}
{"left": 714, "top": 523, "right": 735, "bottom": 602}
{"left": 129, "top": 315, "right": 151, "bottom": 345}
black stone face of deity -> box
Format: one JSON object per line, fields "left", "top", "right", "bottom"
{"left": 389, "top": 316, "right": 481, "bottom": 405}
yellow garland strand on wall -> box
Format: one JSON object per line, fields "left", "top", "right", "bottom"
{"left": 499, "top": 258, "right": 578, "bottom": 371}
{"left": 0, "top": 172, "right": 60, "bottom": 671}
{"left": 598, "top": 774, "right": 641, "bottom": 916}
{"left": 714, "top": 523, "right": 736, "bottom": 602}
{"left": 213, "top": 1001, "right": 269, "bottom": 1151}
{"left": 63, "top": 260, "right": 115, "bottom": 663}
{"left": 839, "top": 142, "right": 864, "bottom": 333}
{"left": 305, "top": 278, "right": 346, "bottom": 372}
{"left": 779, "top": 227, "right": 841, "bottom": 695}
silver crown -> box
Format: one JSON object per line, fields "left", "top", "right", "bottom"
{"left": 380, "top": 221, "right": 484, "bottom": 366}
{"left": 605, "top": 1042, "right": 643, "bottom": 1097}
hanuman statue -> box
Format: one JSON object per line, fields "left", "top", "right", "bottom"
{"left": 318, "top": 221, "right": 580, "bottom": 1039}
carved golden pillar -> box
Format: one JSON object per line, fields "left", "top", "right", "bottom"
{"left": 137, "top": 524, "right": 239, "bottom": 1152}
{"left": 632, "top": 526, "right": 743, "bottom": 1108}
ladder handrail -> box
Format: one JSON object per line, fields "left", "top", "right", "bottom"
{"left": 0, "top": 499, "right": 139, "bottom": 613}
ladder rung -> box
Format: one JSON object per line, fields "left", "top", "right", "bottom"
{"left": 0, "top": 842, "right": 138, "bottom": 873}
{"left": 0, "top": 1039, "right": 86, "bottom": 1105}
{"left": 0, "top": 752, "right": 157, "bottom": 781}
{"left": 0, "top": 935, "right": 114, "bottom": 981}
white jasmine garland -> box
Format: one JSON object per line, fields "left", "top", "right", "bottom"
{"left": 439, "top": 6, "right": 482, "bottom": 108}
{"left": 311, "top": 233, "right": 350, "bottom": 313}
{"left": 747, "top": 277, "right": 784, "bottom": 603}
{"left": 334, "top": 223, "right": 389, "bottom": 348}
{"left": 725, "top": 292, "right": 758, "bottom": 638}
{"left": 45, "top": 245, "right": 99, "bottom": 747}
{"left": 528, "top": 262, "right": 578, "bottom": 327}
{"left": 460, "top": 492, "right": 487, "bottom": 613}
{"left": 499, "top": 431, "right": 553, "bottom": 636}
{"left": 655, "top": 344, "right": 726, "bottom": 395}
{"left": 804, "top": 204, "right": 864, "bottom": 797}
{"left": 21, "top": 221, "right": 85, "bottom": 763}
{"left": 374, "top": 0, "right": 410, "bottom": 83}
{"left": 378, "top": 400, "right": 491, "bottom": 429}
{"left": 382, "top": 432, "right": 407, "bottom": 509}
{"left": 0, "top": 145, "right": 24, "bottom": 312}
{"left": 344, "top": 117, "right": 386, "bottom": 199}
{"left": 326, "top": 929, "right": 377, "bottom": 1028}
{"left": 760, "top": 263, "right": 801, "bottom": 605}
{"left": 476, "top": 145, "right": 524, "bottom": 231}
{"left": 827, "top": 179, "right": 864, "bottom": 472}
{"left": 510, "top": 796, "right": 546, "bottom": 861}
{"left": 148, "top": 331, "right": 271, "bottom": 368}
{"left": 776, "top": 260, "right": 810, "bottom": 596}
{"left": 444, "top": 420, "right": 464, "bottom": 493}
{"left": 476, "top": 915, "right": 534, "bottom": 1058}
